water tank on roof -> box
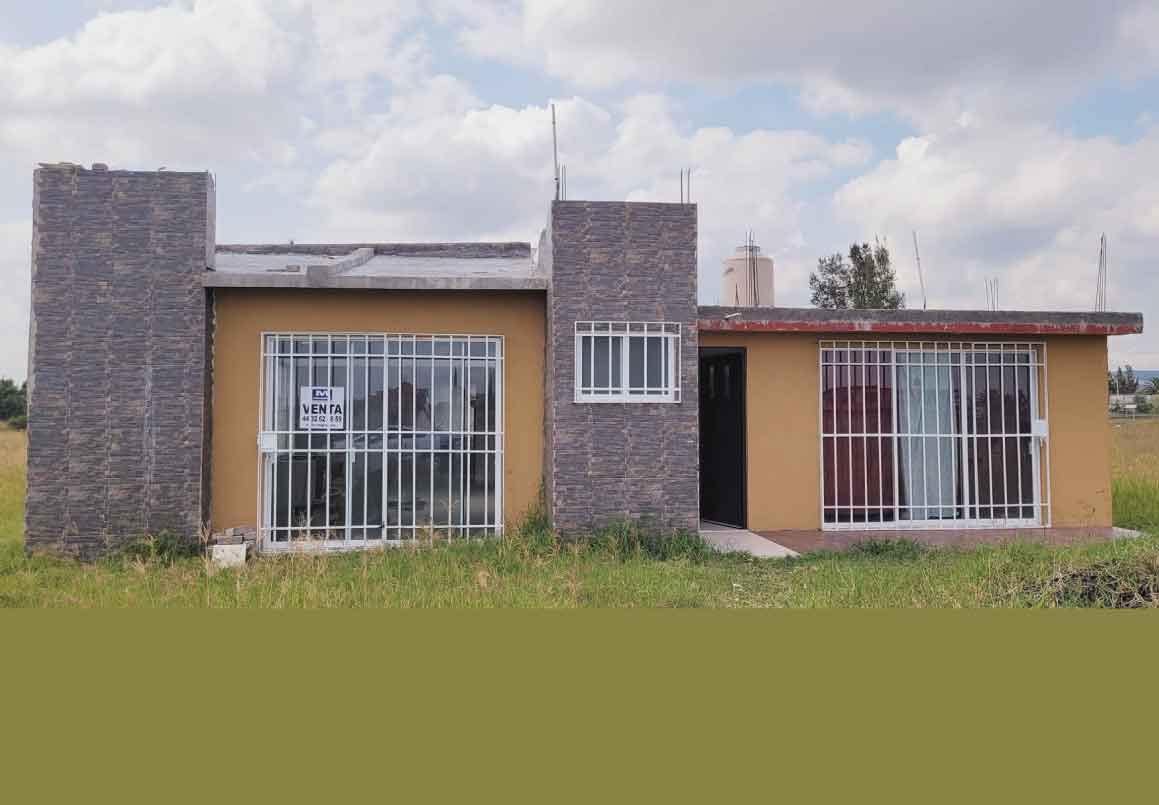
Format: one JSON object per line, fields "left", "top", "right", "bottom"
{"left": 721, "top": 242, "right": 774, "bottom": 306}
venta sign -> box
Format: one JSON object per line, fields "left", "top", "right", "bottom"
{"left": 299, "top": 386, "right": 345, "bottom": 430}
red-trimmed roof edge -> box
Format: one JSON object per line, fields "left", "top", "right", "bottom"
{"left": 697, "top": 307, "right": 1142, "bottom": 337}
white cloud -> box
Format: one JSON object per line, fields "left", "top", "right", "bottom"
{"left": 0, "top": 219, "right": 31, "bottom": 381}
{"left": 0, "top": 0, "right": 424, "bottom": 167}
{"left": 834, "top": 119, "right": 1159, "bottom": 365}
{"left": 451, "top": 0, "right": 1159, "bottom": 127}
{"left": 310, "top": 89, "right": 871, "bottom": 304}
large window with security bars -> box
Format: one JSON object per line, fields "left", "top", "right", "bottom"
{"left": 258, "top": 333, "right": 503, "bottom": 548}
{"left": 819, "top": 341, "right": 1049, "bottom": 530}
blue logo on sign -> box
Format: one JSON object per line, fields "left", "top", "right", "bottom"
{"left": 312, "top": 388, "right": 330, "bottom": 401}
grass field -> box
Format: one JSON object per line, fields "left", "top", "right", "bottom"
{"left": 2, "top": 421, "right": 1158, "bottom": 607}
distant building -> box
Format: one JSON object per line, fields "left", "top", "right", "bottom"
{"left": 720, "top": 242, "right": 774, "bottom": 307}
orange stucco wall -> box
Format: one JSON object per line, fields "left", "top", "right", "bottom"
{"left": 699, "top": 332, "right": 1112, "bottom": 531}
{"left": 210, "top": 289, "right": 546, "bottom": 532}
{"left": 699, "top": 332, "right": 821, "bottom": 530}
{"left": 1042, "top": 335, "right": 1113, "bottom": 527}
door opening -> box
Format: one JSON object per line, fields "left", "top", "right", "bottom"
{"left": 699, "top": 347, "right": 746, "bottom": 528}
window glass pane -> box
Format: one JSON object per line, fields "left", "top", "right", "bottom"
{"left": 351, "top": 451, "right": 366, "bottom": 527}
{"left": 450, "top": 360, "right": 465, "bottom": 432}
{"left": 433, "top": 363, "right": 451, "bottom": 432}
{"left": 485, "top": 453, "right": 498, "bottom": 525}
{"left": 594, "top": 337, "right": 611, "bottom": 389}
{"left": 274, "top": 454, "right": 290, "bottom": 530}
{"left": 469, "top": 362, "right": 488, "bottom": 431}
{"left": 646, "top": 337, "right": 664, "bottom": 388}
{"left": 368, "top": 358, "right": 384, "bottom": 431}
{"left": 414, "top": 357, "right": 433, "bottom": 431}
{"left": 432, "top": 452, "right": 452, "bottom": 525}
{"left": 275, "top": 356, "right": 292, "bottom": 431}
{"left": 291, "top": 453, "right": 310, "bottom": 533}
{"left": 1015, "top": 365, "right": 1031, "bottom": 432}
{"left": 414, "top": 453, "right": 432, "bottom": 527}
{"left": 352, "top": 356, "right": 366, "bottom": 431}
{"left": 611, "top": 338, "right": 622, "bottom": 389}
{"left": 629, "top": 337, "right": 645, "bottom": 389}
{"left": 485, "top": 365, "right": 498, "bottom": 432}
{"left": 581, "top": 338, "right": 592, "bottom": 389}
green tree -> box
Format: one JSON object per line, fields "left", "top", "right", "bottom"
{"left": 1143, "top": 378, "right": 1159, "bottom": 396}
{"left": 1108, "top": 365, "right": 1138, "bottom": 394}
{"left": 0, "top": 378, "right": 26, "bottom": 421}
{"left": 809, "top": 253, "right": 849, "bottom": 308}
{"left": 809, "top": 239, "right": 905, "bottom": 309}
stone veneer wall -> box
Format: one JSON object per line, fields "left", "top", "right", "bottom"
{"left": 546, "top": 201, "right": 699, "bottom": 535}
{"left": 25, "top": 165, "right": 215, "bottom": 557}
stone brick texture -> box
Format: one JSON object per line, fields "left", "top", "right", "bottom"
{"left": 546, "top": 201, "right": 699, "bottom": 535}
{"left": 25, "top": 165, "right": 214, "bottom": 558}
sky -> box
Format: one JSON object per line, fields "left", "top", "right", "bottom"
{"left": 1, "top": 0, "right": 1157, "bottom": 382}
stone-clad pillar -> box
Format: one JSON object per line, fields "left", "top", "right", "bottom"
{"left": 25, "top": 164, "right": 215, "bottom": 557}
{"left": 545, "top": 201, "right": 699, "bottom": 535}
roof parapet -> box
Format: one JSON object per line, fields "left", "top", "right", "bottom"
{"left": 215, "top": 242, "right": 530, "bottom": 258}
{"left": 697, "top": 306, "right": 1143, "bottom": 336}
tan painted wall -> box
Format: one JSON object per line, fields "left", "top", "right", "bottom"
{"left": 1043, "top": 335, "right": 1112, "bottom": 527}
{"left": 699, "top": 332, "right": 1112, "bottom": 531}
{"left": 700, "top": 332, "right": 821, "bottom": 530}
{"left": 210, "top": 289, "right": 546, "bottom": 532}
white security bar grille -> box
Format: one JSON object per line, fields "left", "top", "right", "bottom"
{"left": 258, "top": 333, "right": 503, "bottom": 548}
{"left": 574, "top": 321, "right": 681, "bottom": 402}
{"left": 819, "top": 341, "right": 1049, "bottom": 530}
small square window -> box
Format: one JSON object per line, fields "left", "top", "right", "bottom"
{"left": 574, "top": 321, "right": 681, "bottom": 403}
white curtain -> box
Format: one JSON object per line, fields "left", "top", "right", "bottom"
{"left": 897, "top": 361, "right": 958, "bottom": 520}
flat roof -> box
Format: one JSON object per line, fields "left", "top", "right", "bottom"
{"left": 206, "top": 243, "right": 546, "bottom": 291}
{"left": 697, "top": 306, "right": 1143, "bottom": 336}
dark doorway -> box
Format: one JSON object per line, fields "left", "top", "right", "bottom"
{"left": 699, "top": 347, "right": 746, "bottom": 528}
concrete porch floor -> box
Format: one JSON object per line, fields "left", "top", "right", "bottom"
{"left": 699, "top": 521, "right": 799, "bottom": 559}
{"left": 756, "top": 526, "right": 1143, "bottom": 555}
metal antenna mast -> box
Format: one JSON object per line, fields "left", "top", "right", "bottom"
{"left": 912, "top": 230, "right": 928, "bottom": 310}
{"left": 985, "top": 278, "right": 1000, "bottom": 311}
{"left": 1095, "top": 233, "right": 1108, "bottom": 311}
{"left": 742, "top": 229, "right": 759, "bottom": 307}
{"left": 551, "top": 104, "right": 560, "bottom": 201}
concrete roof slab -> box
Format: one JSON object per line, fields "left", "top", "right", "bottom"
{"left": 207, "top": 242, "right": 546, "bottom": 291}
{"left": 697, "top": 306, "right": 1143, "bottom": 336}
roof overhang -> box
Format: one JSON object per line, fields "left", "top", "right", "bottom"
{"left": 697, "top": 307, "right": 1143, "bottom": 336}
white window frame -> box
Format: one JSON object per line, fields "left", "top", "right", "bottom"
{"left": 573, "top": 321, "right": 682, "bottom": 403}
{"left": 256, "top": 332, "right": 505, "bottom": 552}
{"left": 818, "top": 340, "right": 1051, "bottom": 531}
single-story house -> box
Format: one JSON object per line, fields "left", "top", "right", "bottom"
{"left": 23, "top": 164, "right": 1144, "bottom": 557}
